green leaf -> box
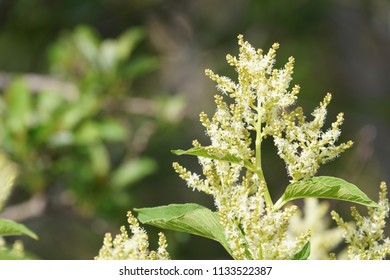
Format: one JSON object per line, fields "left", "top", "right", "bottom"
{"left": 98, "top": 118, "right": 128, "bottom": 141}
{"left": 274, "top": 176, "right": 378, "bottom": 210}
{"left": 87, "top": 144, "right": 110, "bottom": 177}
{"left": 172, "top": 146, "right": 240, "bottom": 163}
{"left": 0, "top": 219, "right": 38, "bottom": 240}
{"left": 4, "top": 78, "right": 32, "bottom": 134}
{"left": 74, "top": 25, "right": 99, "bottom": 64}
{"left": 124, "top": 56, "right": 159, "bottom": 78}
{"left": 117, "top": 27, "right": 145, "bottom": 61}
{"left": 110, "top": 157, "right": 157, "bottom": 190}
{"left": 292, "top": 241, "right": 310, "bottom": 260}
{"left": 135, "top": 203, "right": 232, "bottom": 256}
{"left": 56, "top": 94, "right": 97, "bottom": 132}
{"left": 172, "top": 146, "right": 255, "bottom": 171}
{"left": 74, "top": 121, "right": 101, "bottom": 144}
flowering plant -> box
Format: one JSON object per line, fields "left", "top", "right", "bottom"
{"left": 96, "top": 35, "right": 390, "bottom": 260}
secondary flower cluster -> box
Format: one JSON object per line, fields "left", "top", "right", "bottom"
{"left": 331, "top": 182, "right": 390, "bottom": 260}
{"left": 274, "top": 94, "right": 353, "bottom": 182}
{"left": 288, "top": 198, "right": 344, "bottom": 260}
{"left": 95, "top": 211, "right": 169, "bottom": 260}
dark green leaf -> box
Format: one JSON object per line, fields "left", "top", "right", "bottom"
{"left": 110, "top": 157, "right": 157, "bottom": 190}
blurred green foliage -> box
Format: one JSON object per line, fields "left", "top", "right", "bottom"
{"left": 49, "top": 26, "right": 157, "bottom": 95}
{"left": 0, "top": 0, "right": 389, "bottom": 259}
{"left": 0, "top": 25, "right": 185, "bottom": 219}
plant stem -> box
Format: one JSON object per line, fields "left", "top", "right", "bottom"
{"left": 255, "top": 104, "right": 273, "bottom": 207}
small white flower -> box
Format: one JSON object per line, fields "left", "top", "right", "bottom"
{"left": 95, "top": 212, "right": 169, "bottom": 260}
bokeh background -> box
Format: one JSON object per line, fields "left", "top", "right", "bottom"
{"left": 0, "top": 0, "right": 389, "bottom": 259}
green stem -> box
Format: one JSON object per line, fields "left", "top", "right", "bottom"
{"left": 255, "top": 107, "right": 273, "bottom": 207}
{"left": 258, "top": 244, "right": 264, "bottom": 260}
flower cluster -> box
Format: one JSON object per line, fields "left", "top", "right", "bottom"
{"left": 96, "top": 35, "right": 387, "bottom": 260}
{"left": 274, "top": 94, "right": 353, "bottom": 182}
{"left": 288, "top": 198, "right": 344, "bottom": 259}
{"left": 174, "top": 161, "right": 310, "bottom": 259}
{"left": 95, "top": 211, "right": 169, "bottom": 260}
{"left": 173, "top": 34, "right": 359, "bottom": 259}
{"left": 205, "top": 40, "right": 299, "bottom": 138}
{"left": 331, "top": 182, "right": 390, "bottom": 260}
{"left": 174, "top": 35, "right": 355, "bottom": 259}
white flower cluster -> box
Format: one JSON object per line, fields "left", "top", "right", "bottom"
{"left": 205, "top": 38, "right": 299, "bottom": 140}
{"left": 96, "top": 35, "right": 386, "bottom": 260}
{"left": 331, "top": 182, "right": 390, "bottom": 260}
{"left": 174, "top": 35, "right": 345, "bottom": 259}
{"left": 274, "top": 94, "right": 353, "bottom": 182}
{"left": 174, "top": 150, "right": 309, "bottom": 259}
{"left": 95, "top": 211, "right": 169, "bottom": 260}
{"left": 288, "top": 198, "right": 344, "bottom": 259}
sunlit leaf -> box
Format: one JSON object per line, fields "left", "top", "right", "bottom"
{"left": 172, "top": 146, "right": 255, "bottom": 171}
{"left": 274, "top": 176, "right": 378, "bottom": 210}
{"left": 135, "top": 203, "right": 232, "bottom": 255}
{"left": 0, "top": 219, "right": 38, "bottom": 240}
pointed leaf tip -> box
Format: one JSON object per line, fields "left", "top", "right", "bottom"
{"left": 275, "top": 176, "right": 378, "bottom": 210}
{"left": 293, "top": 241, "right": 311, "bottom": 260}
{"left": 0, "top": 219, "right": 38, "bottom": 240}
{"left": 171, "top": 146, "right": 255, "bottom": 171}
